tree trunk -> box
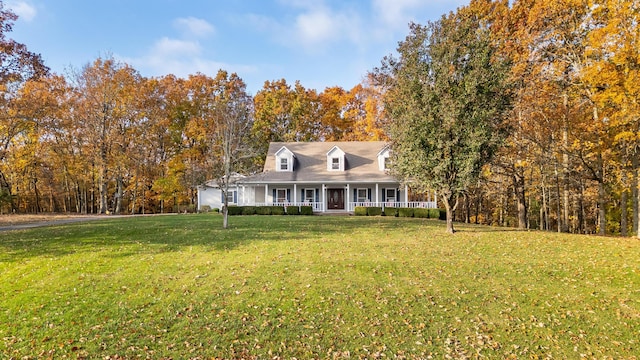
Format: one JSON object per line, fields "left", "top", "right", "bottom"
{"left": 115, "top": 174, "right": 123, "bottom": 214}
{"left": 513, "top": 171, "right": 527, "bottom": 229}
{"left": 633, "top": 157, "right": 638, "bottom": 235}
{"left": 441, "top": 192, "right": 458, "bottom": 234}
{"left": 598, "top": 178, "right": 606, "bottom": 236}
{"left": 621, "top": 172, "right": 628, "bottom": 236}
{"left": 562, "top": 92, "right": 570, "bottom": 233}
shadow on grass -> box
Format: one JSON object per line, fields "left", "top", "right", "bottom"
{"left": 0, "top": 214, "right": 415, "bottom": 262}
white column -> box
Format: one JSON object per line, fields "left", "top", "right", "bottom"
{"left": 293, "top": 184, "right": 297, "bottom": 205}
{"left": 346, "top": 183, "right": 350, "bottom": 211}
{"left": 321, "top": 184, "right": 325, "bottom": 212}
{"left": 405, "top": 184, "right": 409, "bottom": 205}
{"left": 375, "top": 183, "right": 379, "bottom": 205}
{"left": 264, "top": 184, "right": 268, "bottom": 204}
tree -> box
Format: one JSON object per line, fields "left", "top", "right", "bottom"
{"left": 188, "top": 71, "right": 254, "bottom": 228}
{"left": 375, "top": 7, "right": 512, "bottom": 234}
{"left": 0, "top": 2, "right": 48, "bottom": 211}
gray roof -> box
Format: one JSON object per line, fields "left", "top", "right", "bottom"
{"left": 241, "top": 141, "right": 399, "bottom": 184}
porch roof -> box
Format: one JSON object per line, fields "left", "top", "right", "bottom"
{"left": 239, "top": 141, "right": 400, "bottom": 185}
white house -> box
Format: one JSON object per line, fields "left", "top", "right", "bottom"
{"left": 197, "top": 141, "right": 437, "bottom": 213}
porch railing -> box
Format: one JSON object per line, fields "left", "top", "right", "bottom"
{"left": 348, "top": 201, "right": 437, "bottom": 212}
{"left": 254, "top": 201, "right": 324, "bottom": 212}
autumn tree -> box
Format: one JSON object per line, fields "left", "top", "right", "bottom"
{"left": 0, "top": 2, "right": 48, "bottom": 211}
{"left": 376, "top": 9, "right": 512, "bottom": 233}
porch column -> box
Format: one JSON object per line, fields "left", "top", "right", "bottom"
{"left": 242, "top": 185, "right": 246, "bottom": 205}
{"left": 346, "top": 183, "right": 350, "bottom": 211}
{"left": 264, "top": 184, "right": 268, "bottom": 204}
{"left": 293, "top": 184, "right": 297, "bottom": 204}
{"left": 375, "top": 183, "right": 379, "bottom": 204}
{"left": 321, "top": 184, "right": 326, "bottom": 212}
{"left": 405, "top": 184, "right": 409, "bottom": 205}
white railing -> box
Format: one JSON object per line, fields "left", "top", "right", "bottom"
{"left": 254, "top": 202, "right": 324, "bottom": 212}
{"left": 348, "top": 201, "right": 437, "bottom": 212}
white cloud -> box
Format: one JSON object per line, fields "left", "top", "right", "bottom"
{"left": 7, "top": 0, "right": 37, "bottom": 22}
{"left": 152, "top": 37, "right": 202, "bottom": 57}
{"left": 122, "top": 37, "right": 256, "bottom": 80}
{"left": 372, "top": 0, "right": 425, "bottom": 28}
{"left": 173, "top": 17, "right": 215, "bottom": 38}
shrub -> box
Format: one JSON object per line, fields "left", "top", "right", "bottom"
{"left": 398, "top": 208, "right": 414, "bottom": 217}
{"left": 414, "top": 208, "right": 429, "bottom": 218}
{"left": 199, "top": 205, "right": 211, "bottom": 213}
{"left": 300, "top": 206, "right": 314, "bottom": 215}
{"left": 438, "top": 209, "right": 447, "bottom": 220}
{"left": 227, "top": 206, "right": 244, "bottom": 216}
{"left": 256, "top": 206, "right": 272, "bottom": 215}
{"left": 242, "top": 206, "right": 256, "bottom": 215}
{"left": 383, "top": 207, "right": 398, "bottom": 217}
{"left": 286, "top": 206, "right": 300, "bottom": 215}
{"left": 271, "top": 206, "right": 285, "bottom": 215}
{"left": 367, "top": 207, "right": 383, "bottom": 216}
{"left": 426, "top": 208, "right": 440, "bottom": 219}
{"left": 212, "top": 208, "right": 220, "bottom": 213}
{"left": 354, "top": 206, "right": 367, "bottom": 216}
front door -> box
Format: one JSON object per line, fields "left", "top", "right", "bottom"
{"left": 327, "top": 188, "right": 345, "bottom": 210}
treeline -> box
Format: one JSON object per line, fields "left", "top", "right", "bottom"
{"left": 1, "top": 0, "right": 639, "bottom": 236}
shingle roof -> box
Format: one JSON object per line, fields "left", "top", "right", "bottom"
{"left": 241, "top": 141, "right": 398, "bottom": 184}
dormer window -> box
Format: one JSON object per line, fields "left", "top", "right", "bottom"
{"left": 280, "top": 157, "right": 289, "bottom": 171}
{"left": 377, "top": 146, "right": 391, "bottom": 171}
{"left": 327, "top": 146, "right": 345, "bottom": 171}
{"left": 331, "top": 157, "right": 340, "bottom": 170}
{"left": 275, "top": 146, "right": 294, "bottom": 172}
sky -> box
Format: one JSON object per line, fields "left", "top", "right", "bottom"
{"left": 6, "top": 0, "right": 469, "bottom": 95}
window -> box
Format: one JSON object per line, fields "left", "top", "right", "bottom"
{"left": 385, "top": 188, "right": 396, "bottom": 202}
{"left": 305, "top": 189, "right": 315, "bottom": 203}
{"left": 224, "top": 190, "right": 236, "bottom": 204}
{"left": 331, "top": 157, "right": 340, "bottom": 170}
{"left": 276, "top": 189, "right": 287, "bottom": 203}
{"left": 357, "top": 188, "right": 368, "bottom": 202}
{"left": 279, "top": 157, "right": 289, "bottom": 171}
{"left": 383, "top": 157, "right": 391, "bottom": 170}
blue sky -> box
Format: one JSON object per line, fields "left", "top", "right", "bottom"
{"left": 7, "top": 0, "right": 469, "bottom": 95}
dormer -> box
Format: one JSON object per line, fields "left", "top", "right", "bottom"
{"left": 327, "top": 146, "right": 345, "bottom": 171}
{"left": 377, "top": 146, "right": 391, "bottom": 171}
{"left": 275, "top": 146, "right": 295, "bottom": 172}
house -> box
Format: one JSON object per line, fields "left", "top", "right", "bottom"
{"left": 197, "top": 141, "right": 437, "bottom": 213}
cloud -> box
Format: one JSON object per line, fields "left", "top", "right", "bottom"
{"left": 6, "top": 0, "right": 37, "bottom": 22}
{"left": 122, "top": 37, "right": 256, "bottom": 80}
{"left": 173, "top": 17, "right": 215, "bottom": 38}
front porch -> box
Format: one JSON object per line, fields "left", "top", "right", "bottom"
{"left": 241, "top": 183, "right": 437, "bottom": 213}
{"left": 253, "top": 201, "right": 438, "bottom": 213}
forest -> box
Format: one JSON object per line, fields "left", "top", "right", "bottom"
{"left": 0, "top": 0, "right": 638, "bottom": 236}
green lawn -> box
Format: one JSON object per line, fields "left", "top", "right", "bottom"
{"left": 1, "top": 215, "right": 639, "bottom": 359}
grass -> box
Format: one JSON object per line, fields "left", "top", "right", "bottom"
{"left": 1, "top": 214, "right": 639, "bottom": 359}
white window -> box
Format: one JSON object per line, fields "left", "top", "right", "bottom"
{"left": 357, "top": 188, "right": 368, "bottom": 202}
{"left": 279, "top": 157, "right": 289, "bottom": 171}
{"left": 384, "top": 157, "right": 391, "bottom": 170}
{"left": 305, "top": 189, "right": 315, "bottom": 203}
{"left": 225, "top": 190, "right": 236, "bottom": 204}
{"left": 385, "top": 188, "right": 396, "bottom": 202}
{"left": 276, "top": 189, "right": 287, "bottom": 203}
{"left": 331, "top": 157, "right": 340, "bottom": 170}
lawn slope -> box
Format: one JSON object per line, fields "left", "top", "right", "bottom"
{"left": 1, "top": 215, "right": 639, "bottom": 358}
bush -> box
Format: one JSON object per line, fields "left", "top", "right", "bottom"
{"left": 271, "top": 206, "right": 285, "bottom": 215}
{"left": 242, "top": 206, "right": 256, "bottom": 215}
{"left": 383, "top": 207, "right": 398, "bottom": 217}
{"left": 256, "top": 206, "right": 272, "bottom": 215}
{"left": 438, "top": 209, "right": 447, "bottom": 220}
{"left": 354, "top": 206, "right": 367, "bottom": 216}
{"left": 398, "top": 207, "right": 414, "bottom": 217}
{"left": 199, "top": 205, "right": 211, "bottom": 213}
{"left": 212, "top": 208, "right": 220, "bottom": 213}
{"left": 414, "top": 208, "right": 429, "bottom": 218}
{"left": 367, "top": 207, "right": 383, "bottom": 216}
{"left": 427, "top": 208, "right": 440, "bottom": 219}
{"left": 227, "top": 206, "right": 244, "bottom": 216}
{"left": 286, "top": 206, "right": 300, "bottom": 215}
{"left": 300, "top": 206, "right": 314, "bottom": 215}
